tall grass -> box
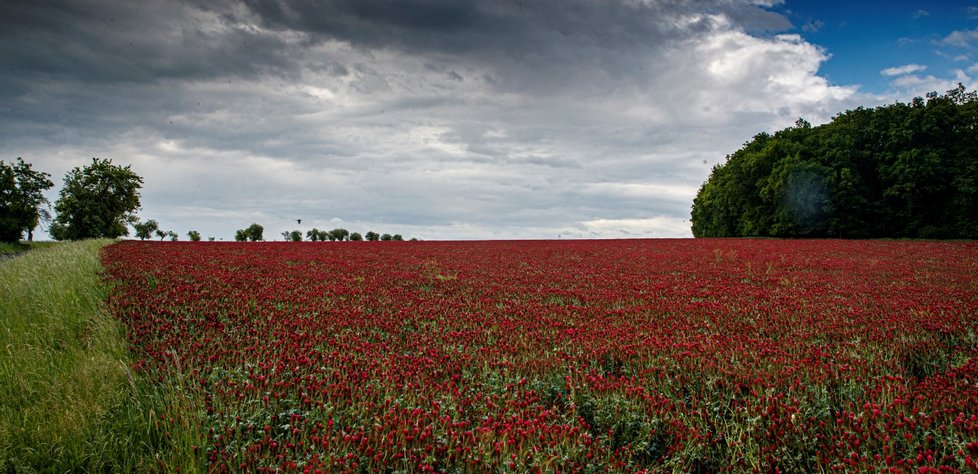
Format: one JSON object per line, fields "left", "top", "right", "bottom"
{"left": 0, "top": 240, "right": 203, "bottom": 472}
{"left": 0, "top": 241, "right": 57, "bottom": 256}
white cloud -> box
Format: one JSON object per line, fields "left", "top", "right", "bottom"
{"left": 888, "top": 70, "right": 976, "bottom": 98}
{"left": 881, "top": 64, "right": 927, "bottom": 77}
{"left": 942, "top": 27, "right": 978, "bottom": 48}
{"left": 688, "top": 28, "right": 855, "bottom": 124}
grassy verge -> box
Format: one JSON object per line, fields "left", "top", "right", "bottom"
{"left": 0, "top": 242, "right": 30, "bottom": 255}
{"left": 0, "top": 240, "right": 203, "bottom": 472}
{"left": 0, "top": 241, "right": 58, "bottom": 255}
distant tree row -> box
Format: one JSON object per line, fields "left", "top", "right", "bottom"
{"left": 2, "top": 156, "right": 415, "bottom": 244}
{"left": 133, "top": 219, "right": 212, "bottom": 241}
{"left": 287, "top": 227, "right": 405, "bottom": 242}
{"left": 132, "top": 221, "right": 412, "bottom": 243}
{"left": 691, "top": 84, "right": 978, "bottom": 239}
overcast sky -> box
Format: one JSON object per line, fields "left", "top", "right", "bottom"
{"left": 2, "top": 0, "right": 976, "bottom": 240}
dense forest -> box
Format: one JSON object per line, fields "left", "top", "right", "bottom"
{"left": 691, "top": 84, "right": 978, "bottom": 239}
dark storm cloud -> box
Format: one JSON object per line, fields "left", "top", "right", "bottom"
{"left": 238, "top": 0, "right": 790, "bottom": 83}
{"left": 1, "top": 0, "right": 863, "bottom": 240}
{"left": 0, "top": 0, "right": 791, "bottom": 118}
{"left": 241, "top": 0, "right": 790, "bottom": 44}
{"left": 5, "top": 3, "right": 296, "bottom": 86}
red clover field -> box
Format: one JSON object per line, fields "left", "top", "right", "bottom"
{"left": 100, "top": 239, "right": 978, "bottom": 472}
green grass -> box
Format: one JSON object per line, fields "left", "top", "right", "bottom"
{"left": 0, "top": 240, "right": 59, "bottom": 256}
{"left": 0, "top": 242, "right": 30, "bottom": 255}
{"left": 0, "top": 240, "right": 203, "bottom": 472}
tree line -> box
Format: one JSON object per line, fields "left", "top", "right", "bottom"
{"left": 691, "top": 84, "right": 978, "bottom": 239}
{"left": 1, "top": 157, "right": 142, "bottom": 242}
{"left": 281, "top": 228, "right": 405, "bottom": 242}
{"left": 1, "top": 157, "right": 413, "bottom": 243}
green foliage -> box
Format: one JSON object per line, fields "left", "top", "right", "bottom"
{"left": 305, "top": 228, "right": 328, "bottom": 241}
{"left": 235, "top": 223, "right": 264, "bottom": 242}
{"left": 328, "top": 228, "right": 350, "bottom": 241}
{"left": 303, "top": 228, "right": 405, "bottom": 242}
{"left": 133, "top": 219, "right": 159, "bottom": 240}
{"left": 0, "top": 241, "right": 58, "bottom": 256}
{"left": 49, "top": 158, "right": 143, "bottom": 241}
{"left": 0, "top": 158, "right": 54, "bottom": 242}
{"left": 692, "top": 84, "right": 978, "bottom": 238}
{"left": 283, "top": 229, "right": 302, "bottom": 242}
{"left": 187, "top": 230, "right": 201, "bottom": 241}
{"left": 156, "top": 229, "right": 177, "bottom": 242}
{"left": 0, "top": 242, "right": 30, "bottom": 255}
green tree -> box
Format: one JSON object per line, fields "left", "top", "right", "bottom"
{"left": 365, "top": 231, "right": 380, "bottom": 241}
{"left": 49, "top": 158, "right": 143, "bottom": 240}
{"left": 691, "top": 84, "right": 978, "bottom": 239}
{"left": 248, "top": 224, "right": 264, "bottom": 241}
{"left": 283, "top": 230, "right": 302, "bottom": 242}
{"left": 187, "top": 230, "right": 201, "bottom": 241}
{"left": 328, "top": 228, "right": 350, "bottom": 242}
{"left": 392, "top": 234, "right": 404, "bottom": 241}
{"left": 167, "top": 230, "right": 178, "bottom": 241}
{"left": 380, "top": 233, "right": 393, "bottom": 241}
{"left": 133, "top": 219, "right": 159, "bottom": 240}
{"left": 155, "top": 229, "right": 168, "bottom": 241}
{"left": 0, "top": 158, "right": 54, "bottom": 242}
{"left": 235, "top": 223, "right": 264, "bottom": 242}
{"left": 306, "top": 228, "right": 323, "bottom": 241}
{"left": 349, "top": 232, "right": 363, "bottom": 241}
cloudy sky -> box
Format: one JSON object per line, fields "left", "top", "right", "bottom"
{"left": 2, "top": 0, "right": 976, "bottom": 240}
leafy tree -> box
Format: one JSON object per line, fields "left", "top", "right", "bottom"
{"left": 392, "top": 234, "right": 403, "bottom": 241}
{"left": 133, "top": 219, "right": 159, "bottom": 240}
{"left": 283, "top": 230, "right": 302, "bottom": 242}
{"left": 349, "top": 232, "right": 363, "bottom": 241}
{"left": 246, "top": 223, "right": 264, "bottom": 241}
{"left": 365, "top": 231, "right": 380, "bottom": 241}
{"left": 328, "top": 228, "right": 350, "bottom": 242}
{"left": 0, "top": 158, "right": 54, "bottom": 242}
{"left": 306, "top": 228, "right": 323, "bottom": 241}
{"left": 187, "top": 230, "right": 201, "bottom": 241}
{"left": 49, "top": 158, "right": 143, "bottom": 240}
{"left": 167, "top": 230, "right": 178, "bottom": 241}
{"left": 380, "top": 233, "right": 393, "bottom": 241}
{"left": 235, "top": 223, "right": 264, "bottom": 242}
{"left": 691, "top": 84, "right": 978, "bottom": 239}
{"left": 155, "top": 229, "right": 168, "bottom": 241}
